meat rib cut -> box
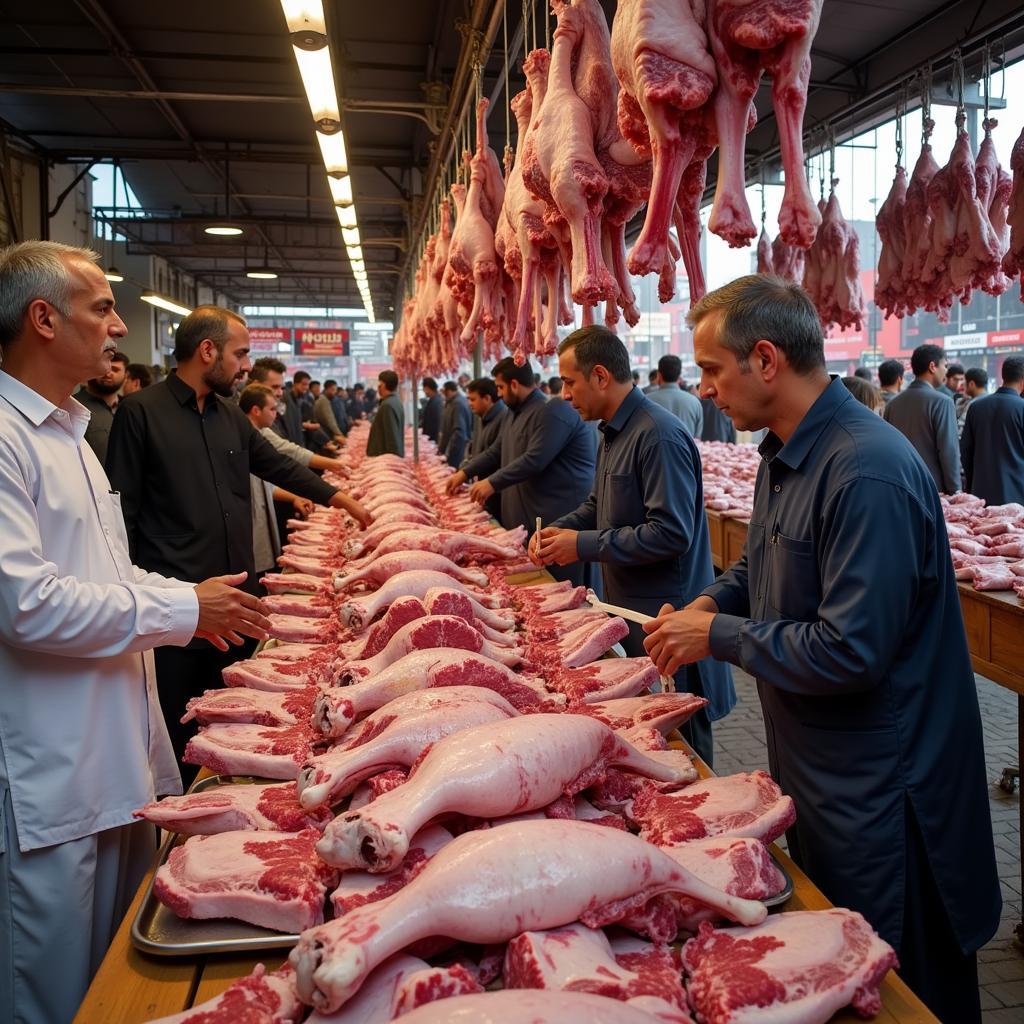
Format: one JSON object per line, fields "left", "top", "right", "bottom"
{"left": 681, "top": 910, "right": 898, "bottom": 1023}
{"left": 394, "top": 990, "right": 674, "bottom": 1024}
{"left": 184, "top": 723, "right": 317, "bottom": 780}
{"left": 314, "top": 713, "right": 700, "bottom": 872}
{"left": 154, "top": 828, "right": 338, "bottom": 933}
{"left": 290, "top": 819, "right": 767, "bottom": 1013}
{"left": 545, "top": 655, "right": 662, "bottom": 703}
{"left": 144, "top": 964, "right": 303, "bottom": 1024}
{"left": 181, "top": 687, "right": 315, "bottom": 727}
{"left": 134, "top": 782, "right": 332, "bottom": 836}
{"left": 333, "top": 551, "right": 488, "bottom": 593}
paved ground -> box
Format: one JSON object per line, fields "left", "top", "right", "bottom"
{"left": 713, "top": 669, "right": 1022, "bottom": 1022}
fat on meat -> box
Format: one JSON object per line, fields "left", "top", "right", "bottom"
{"left": 143, "top": 964, "right": 303, "bottom": 1024}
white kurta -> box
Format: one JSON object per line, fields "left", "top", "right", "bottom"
{"left": 0, "top": 370, "right": 198, "bottom": 852}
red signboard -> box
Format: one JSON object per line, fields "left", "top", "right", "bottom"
{"left": 249, "top": 328, "right": 293, "bottom": 343}
{"left": 296, "top": 328, "right": 350, "bottom": 355}
{"left": 989, "top": 330, "right": 1024, "bottom": 348}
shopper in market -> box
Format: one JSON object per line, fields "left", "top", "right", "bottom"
{"left": 313, "top": 378, "right": 348, "bottom": 444}
{"left": 876, "top": 357, "right": 904, "bottom": 404}
{"left": 840, "top": 374, "right": 883, "bottom": 413}
{"left": 330, "top": 380, "right": 352, "bottom": 435}
{"left": 122, "top": 361, "right": 153, "bottom": 395}
{"left": 463, "top": 376, "right": 508, "bottom": 522}
{"left": 960, "top": 356, "right": 1024, "bottom": 506}
{"left": 447, "top": 356, "right": 596, "bottom": 586}
{"left": 420, "top": 376, "right": 443, "bottom": 443}
{"left": 106, "top": 306, "right": 371, "bottom": 776}
{"left": 700, "top": 393, "right": 736, "bottom": 442}
{"left": 0, "top": 241, "right": 278, "bottom": 1024}
{"left": 645, "top": 353, "right": 703, "bottom": 437}
{"left": 74, "top": 347, "right": 128, "bottom": 463}
{"left": 530, "top": 326, "right": 734, "bottom": 765}
{"left": 956, "top": 366, "right": 988, "bottom": 437}
{"left": 641, "top": 274, "right": 999, "bottom": 1024}
{"left": 367, "top": 369, "right": 405, "bottom": 457}
{"left": 882, "top": 343, "right": 961, "bottom": 494}
{"left": 938, "top": 361, "right": 965, "bottom": 400}
{"left": 438, "top": 379, "right": 473, "bottom": 467}
{"left": 347, "top": 381, "right": 367, "bottom": 420}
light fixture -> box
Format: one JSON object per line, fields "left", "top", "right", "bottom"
{"left": 205, "top": 224, "right": 244, "bottom": 236}
{"left": 205, "top": 152, "right": 243, "bottom": 235}
{"left": 316, "top": 131, "right": 348, "bottom": 177}
{"left": 246, "top": 245, "right": 278, "bottom": 280}
{"left": 280, "top": 1, "right": 327, "bottom": 45}
{"left": 141, "top": 292, "right": 192, "bottom": 316}
{"left": 104, "top": 266, "right": 124, "bottom": 283}
{"left": 103, "top": 161, "right": 126, "bottom": 281}
{"left": 328, "top": 175, "right": 353, "bottom": 206}
{"left": 293, "top": 46, "right": 340, "bottom": 133}
{"left": 349, "top": 259, "right": 365, "bottom": 273}
{"left": 346, "top": 244, "right": 363, "bottom": 263}
{"left": 341, "top": 226, "right": 360, "bottom": 247}
{"left": 336, "top": 205, "right": 357, "bottom": 229}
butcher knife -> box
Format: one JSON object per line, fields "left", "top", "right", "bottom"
{"left": 584, "top": 591, "right": 673, "bottom": 694}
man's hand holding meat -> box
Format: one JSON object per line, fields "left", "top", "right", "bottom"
{"left": 642, "top": 598, "right": 716, "bottom": 676}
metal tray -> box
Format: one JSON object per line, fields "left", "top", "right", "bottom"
{"left": 764, "top": 851, "right": 794, "bottom": 908}
{"left": 131, "top": 775, "right": 307, "bottom": 956}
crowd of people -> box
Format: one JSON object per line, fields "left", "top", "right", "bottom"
{"left": 0, "top": 240, "right": 1013, "bottom": 1024}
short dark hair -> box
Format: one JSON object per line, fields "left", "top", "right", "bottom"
{"left": 1003, "top": 357, "right": 1024, "bottom": 385}
{"left": 323, "top": 378, "right": 337, "bottom": 389}
{"left": 548, "top": 376, "right": 563, "bottom": 395}
{"left": 467, "top": 377, "right": 498, "bottom": 401}
{"left": 648, "top": 369, "right": 659, "bottom": 382}
{"left": 310, "top": 379, "right": 321, "bottom": 388}
{"left": 632, "top": 371, "right": 640, "bottom": 382}
{"left": 492, "top": 356, "right": 535, "bottom": 388}
{"left": 877, "top": 359, "right": 904, "bottom": 387}
{"left": 250, "top": 356, "right": 287, "bottom": 382}
{"left": 965, "top": 367, "right": 988, "bottom": 388}
{"left": 110, "top": 351, "right": 129, "bottom": 369}
{"left": 945, "top": 363, "right": 965, "bottom": 378}
{"left": 422, "top": 377, "right": 438, "bottom": 391}
{"left": 910, "top": 344, "right": 945, "bottom": 377}
{"left": 173, "top": 306, "right": 246, "bottom": 362}
{"left": 353, "top": 382, "right": 365, "bottom": 392}
{"left": 239, "top": 383, "right": 274, "bottom": 414}
{"left": 126, "top": 362, "right": 153, "bottom": 388}
{"left": 442, "top": 380, "right": 458, "bottom": 393}
{"left": 686, "top": 275, "right": 825, "bottom": 375}
{"left": 293, "top": 370, "right": 311, "bottom": 385}
{"left": 534, "top": 373, "right": 542, "bottom": 386}
{"left": 378, "top": 370, "right": 399, "bottom": 391}
{"left": 558, "top": 325, "right": 632, "bottom": 384}
{"left": 658, "top": 354, "right": 682, "bottom": 383}
{"left": 853, "top": 366, "right": 872, "bottom": 381}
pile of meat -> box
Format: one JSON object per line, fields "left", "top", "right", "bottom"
{"left": 876, "top": 114, "right": 1020, "bottom": 322}
{"left": 138, "top": 426, "right": 898, "bottom": 1024}
{"left": 392, "top": 0, "right": 827, "bottom": 375}
{"left": 699, "top": 441, "right": 758, "bottom": 519}
{"left": 942, "top": 492, "right": 1024, "bottom": 598}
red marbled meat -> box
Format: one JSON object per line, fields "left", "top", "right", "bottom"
{"left": 153, "top": 828, "right": 338, "bottom": 933}
{"left": 298, "top": 694, "right": 517, "bottom": 806}
{"left": 546, "top": 656, "right": 661, "bottom": 703}
{"left": 184, "top": 723, "right": 318, "bottom": 780}
{"left": 575, "top": 692, "right": 709, "bottom": 735}
{"left": 181, "top": 686, "right": 316, "bottom": 727}
{"left": 396, "top": 989, "right": 680, "bottom": 1022}
{"left": 346, "top": 527, "right": 526, "bottom": 567}
{"left": 311, "top": 650, "right": 554, "bottom": 737}
{"left": 260, "top": 573, "right": 328, "bottom": 595}
{"left": 524, "top": 606, "right": 608, "bottom": 641}
{"left": 261, "top": 594, "right": 333, "bottom": 618}
{"left": 531, "top": 615, "right": 629, "bottom": 668}
{"left": 315, "top": 714, "right": 703, "bottom": 872}
{"left": 290, "top": 819, "right": 766, "bottom": 1013}
{"left": 681, "top": 909, "right": 898, "bottom": 1023}
{"left": 222, "top": 657, "right": 324, "bottom": 692}
{"left": 134, "top": 782, "right": 332, "bottom": 836}
{"left": 267, "top": 614, "right": 336, "bottom": 644}
{"left": 627, "top": 770, "right": 796, "bottom": 846}
{"left": 144, "top": 964, "right": 303, "bottom": 1024}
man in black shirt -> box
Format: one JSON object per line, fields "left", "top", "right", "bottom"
{"left": 75, "top": 350, "right": 128, "bottom": 463}
{"left": 107, "top": 306, "right": 371, "bottom": 777}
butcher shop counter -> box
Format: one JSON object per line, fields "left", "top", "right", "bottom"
{"left": 73, "top": 774, "right": 938, "bottom": 1023}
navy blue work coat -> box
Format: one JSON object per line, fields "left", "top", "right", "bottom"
{"left": 961, "top": 386, "right": 1024, "bottom": 505}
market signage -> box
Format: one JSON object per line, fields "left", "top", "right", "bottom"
{"left": 295, "top": 328, "right": 350, "bottom": 356}
{"left": 248, "top": 327, "right": 293, "bottom": 352}
{"left": 989, "top": 330, "right": 1024, "bottom": 348}
{"left": 943, "top": 331, "right": 987, "bottom": 352}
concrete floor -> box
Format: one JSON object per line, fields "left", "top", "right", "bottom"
{"left": 712, "top": 669, "right": 1023, "bottom": 1022}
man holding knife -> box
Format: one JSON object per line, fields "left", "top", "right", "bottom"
{"left": 529, "top": 325, "right": 734, "bottom": 764}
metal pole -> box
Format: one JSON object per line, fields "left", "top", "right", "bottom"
{"left": 411, "top": 375, "right": 420, "bottom": 463}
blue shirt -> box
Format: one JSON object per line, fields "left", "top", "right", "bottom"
{"left": 961, "top": 386, "right": 1024, "bottom": 505}
{"left": 703, "top": 377, "right": 999, "bottom": 952}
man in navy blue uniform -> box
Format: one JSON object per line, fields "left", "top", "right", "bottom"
{"left": 532, "top": 325, "right": 734, "bottom": 765}
{"left": 961, "top": 355, "right": 1024, "bottom": 505}
{"left": 641, "top": 275, "right": 999, "bottom": 1024}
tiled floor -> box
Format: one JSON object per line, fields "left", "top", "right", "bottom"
{"left": 713, "top": 669, "right": 1022, "bottom": 1022}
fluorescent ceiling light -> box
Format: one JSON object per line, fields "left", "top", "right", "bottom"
{"left": 347, "top": 245, "right": 363, "bottom": 263}
{"left": 336, "top": 205, "right": 357, "bottom": 229}
{"left": 294, "top": 45, "right": 340, "bottom": 132}
{"left": 280, "top": 1, "right": 326, "bottom": 38}
{"left": 246, "top": 268, "right": 279, "bottom": 280}
{"left": 103, "top": 266, "right": 124, "bottom": 283}
{"left": 205, "top": 224, "right": 243, "bottom": 236}
{"left": 349, "top": 259, "right": 365, "bottom": 273}
{"left": 316, "top": 130, "right": 348, "bottom": 177}
{"left": 328, "top": 175, "right": 353, "bottom": 206}
{"left": 141, "top": 292, "right": 192, "bottom": 317}
{"left": 341, "top": 226, "right": 360, "bottom": 247}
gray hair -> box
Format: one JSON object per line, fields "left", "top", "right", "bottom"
{"left": 686, "top": 274, "right": 825, "bottom": 375}
{"left": 0, "top": 241, "right": 101, "bottom": 346}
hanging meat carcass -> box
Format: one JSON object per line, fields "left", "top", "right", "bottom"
{"left": 803, "top": 185, "right": 865, "bottom": 331}
{"left": 706, "top": 0, "right": 823, "bottom": 249}
{"left": 756, "top": 225, "right": 774, "bottom": 273}
{"left": 771, "top": 230, "right": 806, "bottom": 284}
{"left": 1002, "top": 122, "right": 1024, "bottom": 296}
{"left": 974, "top": 118, "right": 1013, "bottom": 297}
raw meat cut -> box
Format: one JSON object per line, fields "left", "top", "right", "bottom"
{"left": 707, "top": 0, "right": 823, "bottom": 248}
{"left": 348, "top": 527, "right": 525, "bottom": 567}
{"left": 181, "top": 687, "right": 315, "bottom": 727}
{"left": 334, "top": 552, "right": 488, "bottom": 593}
{"left": 267, "top": 614, "right": 336, "bottom": 645}
{"left": 681, "top": 909, "right": 898, "bottom": 1023}
{"left": 625, "top": 770, "right": 796, "bottom": 845}
{"left": 261, "top": 573, "right": 328, "bottom": 595}
{"left": 262, "top": 594, "right": 333, "bottom": 618}
{"left": 329, "top": 825, "right": 456, "bottom": 916}
{"left": 134, "top": 782, "right": 332, "bottom": 836}
{"left": 290, "top": 819, "right": 767, "bottom": 1012}
{"left": 546, "top": 655, "right": 662, "bottom": 703}
{"left": 803, "top": 186, "right": 865, "bottom": 330}
{"left": 154, "top": 828, "right": 338, "bottom": 933}
{"left": 315, "top": 714, "right": 701, "bottom": 871}
{"left": 311, "top": 651, "right": 554, "bottom": 737}
{"left": 576, "top": 692, "right": 709, "bottom": 736}
{"left": 144, "top": 964, "right": 303, "bottom": 1024}
{"left": 523, "top": 606, "right": 608, "bottom": 641}
{"left": 1003, "top": 122, "right": 1024, "bottom": 296}
{"left": 395, "top": 989, "right": 671, "bottom": 1023}
{"left": 298, "top": 695, "right": 518, "bottom": 807}
{"left": 533, "top": 615, "right": 629, "bottom": 668}
{"left": 336, "top": 614, "right": 522, "bottom": 686}
{"left": 184, "top": 723, "right": 318, "bottom": 780}
{"left": 875, "top": 165, "right": 908, "bottom": 317}
{"left": 222, "top": 657, "right": 323, "bottom": 692}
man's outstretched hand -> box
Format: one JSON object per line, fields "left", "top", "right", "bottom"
{"left": 193, "top": 571, "right": 271, "bottom": 651}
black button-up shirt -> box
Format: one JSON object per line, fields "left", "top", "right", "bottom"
{"left": 106, "top": 371, "right": 337, "bottom": 593}
{"left": 74, "top": 386, "right": 116, "bottom": 465}
{"left": 703, "top": 376, "right": 999, "bottom": 952}
{"left": 961, "top": 386, "right": 1024, "bottom": 505}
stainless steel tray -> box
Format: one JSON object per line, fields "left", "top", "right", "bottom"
{"left": 764, "top": 851, "right": 794, "bottom": 908}
{"left": 131, "top": 775, "right": 306, "bottom": 956}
